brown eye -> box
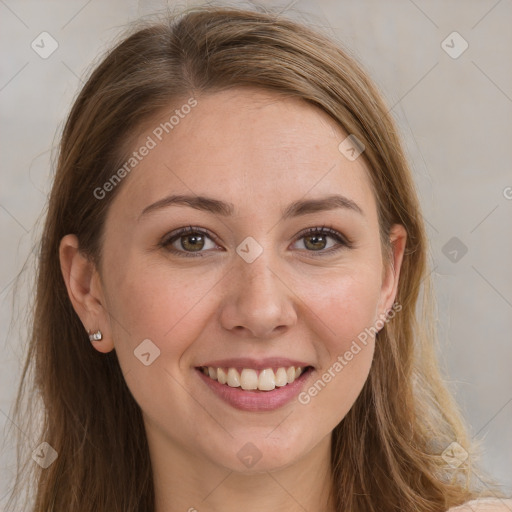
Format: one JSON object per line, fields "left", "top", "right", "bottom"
{"left": 302, "top": 233, "right": 330, "bottom": 251}
{"left": 292, "top": 226, "right": 352, "bottom": 254}
{"left": 179, "top": 233, "right": 206, "bottom": 252}
{"left": 160, "top": 226, "right": 219, "bottom": 257}
{"left": 160, "top": 225, "right": 351, "bottom": 258}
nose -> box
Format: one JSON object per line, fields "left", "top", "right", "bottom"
{"left": 218, "top": 254, "right": 298, "bottom": 339}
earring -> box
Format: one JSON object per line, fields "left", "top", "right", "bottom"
{"left": 88, "top": 329, "right": 103, "bottom": 342}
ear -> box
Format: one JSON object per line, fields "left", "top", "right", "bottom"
{"left": 376, "top": 223, "right": 407, "bottom": 319}
{"left": 59, "top": 234, "right": 115, "bottom": 353}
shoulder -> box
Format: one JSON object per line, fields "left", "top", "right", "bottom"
{"left": 448, "top": 498, "right": 512, "bottom": 511}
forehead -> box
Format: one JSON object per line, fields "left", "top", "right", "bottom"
{"left": 109, "top": 88, "right": 377, "bottom": 224}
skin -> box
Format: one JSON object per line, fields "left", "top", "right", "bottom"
{"left": 60, "top": 88, "right": 406, "bottom": 512}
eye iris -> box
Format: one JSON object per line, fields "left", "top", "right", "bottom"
{"left": 181, "top": 233, "right": 204, "bottom": 251}
{"left": 304, "top": 234, "right": 326, "bottom": 251}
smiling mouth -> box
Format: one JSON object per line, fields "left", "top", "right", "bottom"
{"left": 197, "top": 365, "right": 313, "bottom": 392}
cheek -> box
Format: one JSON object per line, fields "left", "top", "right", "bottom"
{"left": 295, "top": 267, "right": 381, "bottom": 424}
{"left": 296, "top": 343, "right": 374, "bottom": 447}
{"left": 105, "top": 257, "right": 224, "bottom": 368}
{"left": 104, "top": 263, "right": 225, "bottom": 440}
{"left": 308, "top": 265, "right": 383, "bottom": 353}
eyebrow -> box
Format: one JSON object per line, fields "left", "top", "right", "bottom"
{"left": 138, "top": 193, "right": 364, "bottom": 221}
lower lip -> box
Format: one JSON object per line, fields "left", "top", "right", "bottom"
{"left": 195, "top": 368, "right": 314, "bottom": 412}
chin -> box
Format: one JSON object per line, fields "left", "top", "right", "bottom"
{"left": 206, "top": 430, "right": 316, "bottom": 474}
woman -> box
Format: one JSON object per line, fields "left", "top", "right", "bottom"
{"left": 6, "top": 5, "right": 511, "bottom": 512}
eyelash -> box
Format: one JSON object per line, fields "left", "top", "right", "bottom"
{"left": 159, "top": 225, "right": 353, "bottom": 258}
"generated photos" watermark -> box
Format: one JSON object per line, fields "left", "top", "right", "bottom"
{"left": 93, "top": 97, "right": 197, "bottom": 200}
{"left": 298, "top": 301, "right": 402, "bottom": 405}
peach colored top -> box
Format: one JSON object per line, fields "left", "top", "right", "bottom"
{"left": 448, "top": 498, "right": 512, "bottom": 511}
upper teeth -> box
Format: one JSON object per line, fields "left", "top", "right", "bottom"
{"left": 201, "top": 366, "right": 304, "bottom": 391}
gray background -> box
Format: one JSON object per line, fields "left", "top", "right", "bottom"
{"left": 1, "top": 0, "right": 511, "bottom": 507}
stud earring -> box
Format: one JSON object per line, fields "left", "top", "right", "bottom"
{"left": 88, "top": 329, "right": 103, "bottom": 342}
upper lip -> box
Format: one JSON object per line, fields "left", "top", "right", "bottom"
{"left": 196, "top": 357, "right": 313, "bottom": 370}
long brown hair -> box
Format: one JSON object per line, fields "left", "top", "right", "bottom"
{"left": 6, "top": 5, "right": 497, "bottom": 511}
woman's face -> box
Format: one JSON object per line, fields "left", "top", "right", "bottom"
{"left": 78, "top": 88, "right": 405, "bottom": 472}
